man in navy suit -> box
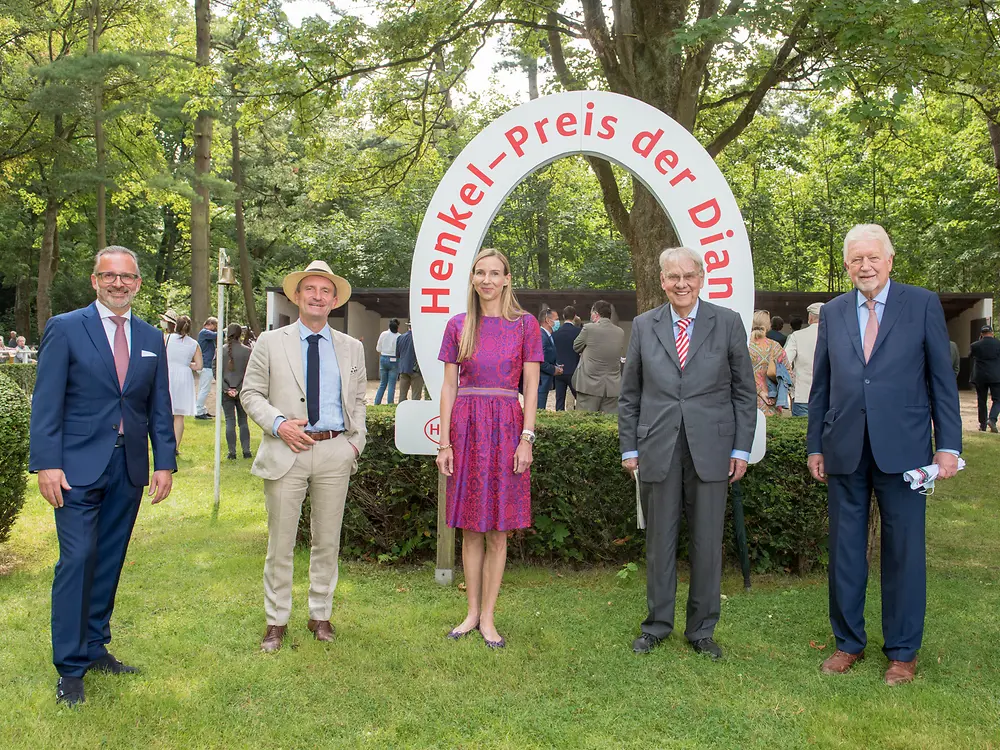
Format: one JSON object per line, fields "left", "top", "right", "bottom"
{"left": 537, "top": 307, "right": 562, "bottom": 410}
{"left": 808, "top": 224, "right": 961, "bottom": 686}
{"left": 551, "top": 306, "right": 581, "bottom": 410}
{"left": 30, "top": 246, "right": 176, "bottom": 706}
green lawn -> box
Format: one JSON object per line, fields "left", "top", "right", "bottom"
{"left": 1, "top": 420, "right": 999, "bottom": 749}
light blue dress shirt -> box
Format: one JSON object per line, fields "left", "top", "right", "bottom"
{"left": 623, "top": 299, "right": 750, "bottom": 463}
{"left": 272, "top": 321, "right": 346, "bottom": 436}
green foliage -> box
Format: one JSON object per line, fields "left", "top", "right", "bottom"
{"left": 0, "top": 363, "right": 36, "bottom": 397}
{"left": 299, "top": 408, "right": 828, "bottom": 573}
{"left": 0, "top": 370, "right": 30, "bottom": 544}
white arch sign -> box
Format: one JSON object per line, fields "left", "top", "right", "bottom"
{"left": 395, "top": 90, "right": 765, "bottom": 460}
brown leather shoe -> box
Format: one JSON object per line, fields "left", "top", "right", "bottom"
{"left": 307, "top": 619, "right": 336, "bottom": 642}
{"left": 821, "top": 649, "right": 865, "bottom": 674}
{"left": 260, "top": 624, "right": 286, "bottom": 653}
{"left": 884, "top": 658, "right": 917, "bottom": 686}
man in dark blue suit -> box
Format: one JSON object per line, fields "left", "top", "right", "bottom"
{"left": 30, "top": 246, "right": 176, "bottom": 706}
{"left": 808, "top": 224, "right": 961, "bottom": 686}
{"left": 537, "top": 307, "right": 562, "bottom": 410}
{"left": 551, "top": 305, "right": 581, "bottom": 410}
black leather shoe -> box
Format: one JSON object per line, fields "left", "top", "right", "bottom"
{"left": 227, "top": 454, "right": 237, "bottom": 460}
{"left": 243, "top": 452, "right": 253, "bottom": 459}
{"left": 632, "top": 633, "right": 662, "bottom": 653}
{"left": 691, "top": 637, "right": 723, "bottom": 660}
{"left": 88, "top": 653, "right": 140, "bottom": 675}
{"left": 195, "top": 413, "right": 213, "bottom": 420}
{"left": 989, "top": 420, "right": 998, "bottom": 433}
{"left": 56, "top": 676, "right": 85, "bottom": 706}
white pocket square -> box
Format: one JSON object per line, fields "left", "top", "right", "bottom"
{"left": 141, "top": 350, "right": 157, "bottom": 358}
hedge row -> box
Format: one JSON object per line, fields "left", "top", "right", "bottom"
{"left": 0, "top": 371, "right": 31, "bottom": 544}
{"left": 300, "top": 408, "right": 829, "bottom": 574}
{"left": 0, "top": 363, "right": 36, "bottom": 397}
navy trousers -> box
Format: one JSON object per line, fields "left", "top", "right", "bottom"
{"left": 51, "top": 444, "right": 143, "bottom": 677}
{"left": 538, "top": 374, "right": 553, "bottom": 411}
{"left": 827, "top": 431, "right": 926, "bottom": 661}
{"left": 553, "top": 373, "right": 576, "bottom": 410}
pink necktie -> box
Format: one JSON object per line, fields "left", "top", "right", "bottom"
{"left": 110, "top": 316, "right": 129, "bottom": 388}
{"left": 676, "top": 317, "right": 692, "bottom": 369}
{"left": 863, "top": 300, "right": 878, "bottom": 363}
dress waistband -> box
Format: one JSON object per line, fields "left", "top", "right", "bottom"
{"left": 456, "top": 386, "right": 519, "bottom": 398}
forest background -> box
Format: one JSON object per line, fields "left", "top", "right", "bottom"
{"left": 1, "top": 0, "right": 998, "bottom": 341}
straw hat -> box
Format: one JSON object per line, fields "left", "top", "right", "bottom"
{"left": 282, "top": 260, "right": 351, "bottom": 309}
{"left": 160, "top": 308, "right": 178, "bottom": 325}
{"left": 806, "top": 302, "right": 824, "bottom": 316}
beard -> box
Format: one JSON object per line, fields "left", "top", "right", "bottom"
{"left": 97, "top": 285, "right": 137, "bottom": 310}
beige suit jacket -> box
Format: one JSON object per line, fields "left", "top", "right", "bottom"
{"left": 572, "top": 317, "right": 625, "bottom": 397}
{"left": 784, "top": 323, "right": 819, "bottom": 403}
{"left": 241, "top": 322, "right": 367, "bottom": 481}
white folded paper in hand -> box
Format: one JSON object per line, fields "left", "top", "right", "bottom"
{"left": 633, "top": 468, "right": 645, "bottom": 529}
{"left": 903, "top": 458, "right": 966, "bottom": 493}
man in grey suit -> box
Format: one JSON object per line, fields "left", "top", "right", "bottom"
{"left": 620, "top": 246, "right": 756, "bottom": 659}
{"left": 573, "top": 300, "right": 625, "bottom": 414}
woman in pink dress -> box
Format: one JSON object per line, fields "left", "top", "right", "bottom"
{"left": 436, "top": 248, "right": 543, "bottom": 649}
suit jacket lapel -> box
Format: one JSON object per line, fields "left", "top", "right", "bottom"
{"left": 331, "top": 332, "right": 352, "bottom": 428}
{"left": 283, "top": 325, "right": 307, "bottom": 396}
{"left": 652, "top": 304, "right": 681, "bottom": 371}
{"left": 121, "top": 319, "right": 143, "bottom": 393}
{"left": 870, "top": 282, "right": 905, "bottom": 362}
{"left": 82, "top": 303, "right": 121, "bottom": 391}
{"left": 842, "top": 293, "right": 866, "bottom": 363}
{"left": 687, "top": 303, "right": 715, "bottom": 364}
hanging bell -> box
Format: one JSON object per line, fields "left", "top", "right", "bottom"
{"left": 218, "top": 265, "right": 238, "bottom": 286}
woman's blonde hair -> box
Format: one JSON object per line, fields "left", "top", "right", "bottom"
{"left": 456, "top": 248, "right": 526, "bottom": 362}
{"left": 751, "top": 309, "right": 771, "bottom": 342}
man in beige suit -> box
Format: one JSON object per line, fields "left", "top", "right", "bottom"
{"left": 784, "top": 301, "right": 822, "bottom": 418}
{"left": 241, "top": 260, "right": 367, "bottom": 653}
{"left": 572, "top": 299, "right": 626, "bottom": 414}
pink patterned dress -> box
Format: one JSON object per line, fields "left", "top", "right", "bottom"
{"left": 438, "top": 313, "right": 544, "bottom": 531}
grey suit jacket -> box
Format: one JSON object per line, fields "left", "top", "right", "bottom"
{"left": 241, "top": 323, "right": 367, "bottom": 480}
{"left": 572, "top": 317, "right": 625, "bottom": 397}
{"left": 619, "top": 300, "right": 756, "bottom": 483}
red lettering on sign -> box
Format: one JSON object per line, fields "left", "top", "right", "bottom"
{"left": 430, "top": 259, "right": 453, "bottom": 280}
{"left": 654, "top": 149, "right": 678, "bottom": 175}
{"left": 704, "top": 250, "right": 730, "bottom": 273}
{"left": 420, "top": 288, "right": 450, "bottom": 314}
{"left": 467, "top": 162, "right": 494, "bottom": 187}
{"left": 556, "top": 112, "right": 577, "bottom": 137}
{"left": 584, "top": 101, "right": 595, "bottom": 135}
{"left": 701, "top": 230, "right": 735, "bottom": 245}
{"left": 424, "top": 417, "right": 441, "bottom": 444}
{"left": 708, "top": 277, "right": 733, "bottom": 299}
{"left": 460, "top": 183, "right": 484, "bottom": 206}
{"left": 597, "top": 115, "right": 617, "bottom": 140}
{"left": 669, "top": 168, "right": 696, "bottom": 187}
{"left": 435, "top": 232, "right": 460, "bottom": 257}
{"left": 688, "top": 198, "right": 720, "bottom": 228}
{"left": 506, "top": 125, "right": 529, "bottom": 157}
{"left": 632, "top": 128, "right": 664, "bottom": 158}
{"left": 437, "top": 204, "right": 473, "bottom": 231}
{"left": 534, "top": 118, "right": 550, "bottom": 144}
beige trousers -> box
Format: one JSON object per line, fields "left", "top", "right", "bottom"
{"left": 397, "top": 372, "right": 424, "bottom": 401}
{"left": 576, "top": 392, "right": 619, "bottom": 414}
{"left": 263, "top": 435, "right": 354, "bottom": 625}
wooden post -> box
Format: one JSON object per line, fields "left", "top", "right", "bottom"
{"left": 435, "top": 472, "right": 455, "bottom": 585}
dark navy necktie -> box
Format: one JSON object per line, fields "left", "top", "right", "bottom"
{"left": 307, "top": 334, "right": 321, "bottom": 426}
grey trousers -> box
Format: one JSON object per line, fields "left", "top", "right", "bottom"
{"left": 397, "top": 372, "right": 425, "bottom": 401}
{"left": 576, "top": 392, "right": 618, "bottom": 414}
{"left": 640, "top": 427, "right": 727, "bottom": 642}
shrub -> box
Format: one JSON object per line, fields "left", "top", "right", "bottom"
{"left": 0, "top": 363, "right": 36, "bottom": 397}
{"left": 0, "top": 371, "right": 31, "bottom": 545}
{"left": 298, "top": 407, "right": 828, "bottom": 573}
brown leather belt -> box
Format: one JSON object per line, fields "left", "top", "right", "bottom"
{"left": 305, "top": 430, "right": 342, "bottom": 441}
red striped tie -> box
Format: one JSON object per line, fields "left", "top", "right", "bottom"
{"left": 676, "top": 317, "right": 692, "bottom": 368}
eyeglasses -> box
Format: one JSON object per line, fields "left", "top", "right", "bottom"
{"left": 663, "top": 272, "right": 702, "bottom": 285}
{"left": 96, "top": 272, "right": 140, "bottom": 284}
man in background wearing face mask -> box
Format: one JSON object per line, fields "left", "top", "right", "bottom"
{"left": 537, "top": 307, "right": 562, "bottom": 410}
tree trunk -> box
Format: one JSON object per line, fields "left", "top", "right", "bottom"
{"left": 190, "top": 0, "right": 212, "bottom": 328}
{"left": 89, "top": 0, "right": 106, "bottom": 249}
{"left": 15, "top": 275, "right": 32, "bottom": 341}
{"left": 988, "top": 112, "right": 1000, "bottom": 200}
{"left": 231, "top": 117, "right": 261, "bottom": 334}
{"left": 36, "top": 194, "right": 59, "bottom": 334}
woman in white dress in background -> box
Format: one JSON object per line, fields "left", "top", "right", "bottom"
{"left": 165, "top": 314, "right": 202, "bottom": 455}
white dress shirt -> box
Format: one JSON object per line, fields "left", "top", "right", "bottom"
{"left": 94, "top": 300, "right": 132, "bottom": 356}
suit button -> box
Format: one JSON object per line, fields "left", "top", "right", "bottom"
{"left": 680, "top": 399, "right": 685, "bottom": 404}
{"left": 674, "top": 425, "right": 680, "bottom": 431}
{"left": 112, "top": 423, "right": 119, "bottom": 430}
{"left": 861, "top": 409, "right": 866, "bottom": 414}
{"left": 300, "top": 397, "right": 305, "bottom": 402}
{"left": 864, "top": 379, "right": 870, "bottom": 384}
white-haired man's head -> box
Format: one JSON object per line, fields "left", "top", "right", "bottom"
{"left": 659, "top": 247, "right": 704, "bottom": 317}
{"left": 843, "top": 224, "right": 894, "bottom": 298}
